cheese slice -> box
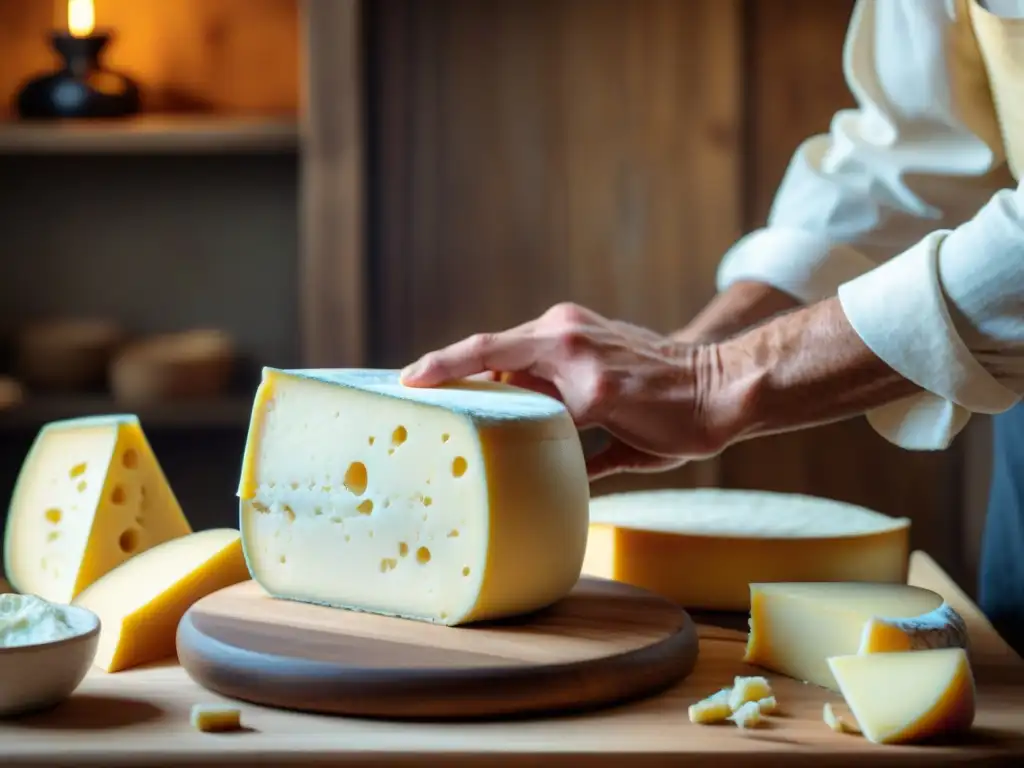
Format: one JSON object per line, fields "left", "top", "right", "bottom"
{"left": 73, "top": 528, "right": 248, "bottom": 672}
{"left": 743, "top": 582, "right": 967, "bottom": 691}
{"left": 827, "top": 648, "right": 976, "bottom": 744}
{"left": 237, "top": 368, "right": 590, "bottom": 626}
{"left": 4, "top": 415, "right": 192, "bottom": 603}
{"left": 583, "top": 489, "right": 910, "bottom": 611}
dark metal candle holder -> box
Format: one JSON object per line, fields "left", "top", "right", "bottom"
{"left": 15, "top": 30, "right": 140, "bottom": 119}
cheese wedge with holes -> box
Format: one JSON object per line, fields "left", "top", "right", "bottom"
{"left": 74, "top": 528, "right": 248, "bottom": 672}
{"left": 237, "top": 368, "right": 590, "bottom": 626}
{"left": 4, "top": 415, "right": 192, "bottom": 603}
{"left": 583, "top": 489, "right": 910, "bottom": 611}
{"left": 744, "top": 582, "right": 967, "bottom": 691}
{"left": 827, "top": 648, "right": 976, "bottom": 744}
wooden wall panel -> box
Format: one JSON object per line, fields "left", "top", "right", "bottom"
{"left": 718, "top": 0, "right": 966, "bottom": 582}
{"left": 367, "top": 0, "right": 742, "bottom": 494}
{"left": 368, "top": 0, "right": 742, "bottom": 369}
{"left": 0, "top": 0, "right": 299, "bottom": 118}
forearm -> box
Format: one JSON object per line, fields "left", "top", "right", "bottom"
{"left": 672, "top": 281, "right": 802, "bottom": 344}
{"left": 706, "top": 296, "right": 921, "bottom": 442}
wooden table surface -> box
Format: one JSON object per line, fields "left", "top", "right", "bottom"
{"left": 3, "top": 550, "right": 1023, "bottom": 767}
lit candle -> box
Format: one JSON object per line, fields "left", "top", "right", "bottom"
{"left": 67, "top": 0, "right": 95, "bottom": 39}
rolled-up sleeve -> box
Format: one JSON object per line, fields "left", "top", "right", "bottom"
{"left": 718, "top": 0, "right": 1017, "bottom": 449}
{"left": 839, "top": 186, "right": 1024, "bottom": 448}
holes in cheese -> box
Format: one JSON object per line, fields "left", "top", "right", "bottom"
{"left": 827, "top": 648, "right": 976, "bottom": 744}
{"left": 73, "top": 528, "right": 249, "bottom": 672}
{"left": 237, "top": 367, "right": 590, "bottom": 625}
{"left": 583, "top": 489, "right": 911, "bottom": 611}
{"left": 743, "top": 582, "right": 967, "bottom": 691}
{"left": 4, "top": 415, "right": 192, "bottom": 603}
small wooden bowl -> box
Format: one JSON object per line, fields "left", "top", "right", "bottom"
{"left": 15, "top": 319, "right": 123, "bottom": 391}
{"left": 110, "top": 329, "right": 235, "bottom": 405}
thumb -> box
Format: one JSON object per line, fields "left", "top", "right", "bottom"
{"left": 585, "top": 438, "right": 688, "bottom": 481}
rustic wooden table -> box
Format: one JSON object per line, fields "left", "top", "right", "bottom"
{"left": 2, "top": 550, "right": 1023, "bottom": 767}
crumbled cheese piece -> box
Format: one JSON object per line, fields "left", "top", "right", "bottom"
{"left": 728, "top": 700, "right": 764, "bottom": 729}
{"left": 755, "top": 695, "right": 777, "bottom": 714}
{"left": 191, "top": 703, "right": 243, "bottom": 733}
{"left": 823, "top": 702, "right": 859, "bottom": 734}
{"left": 727, "top": 675, "right": 773, "bottom": 711}
{"left": 688, "top": 688, "right": 732, "bottom": 724}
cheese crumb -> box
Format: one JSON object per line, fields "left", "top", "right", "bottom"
{"left": 823, "top": 702, "right": 859, "bottom": 734}
{"left": 755, "top": 695, "right": 777, "bottom": 714}
{"left": 727, "top": 675, "right": 773, "bottom": 711}
{"left": 688, "top": 688, "right": 732, "bottom": 724}
{"left": 689, "top": 677, "right": 778, "bottom": 726}
{"left": 190, "top": 703, "right": 243, "bottom": 733}
{"left": 728, "top": 700, "right": 764, "bottom": 729}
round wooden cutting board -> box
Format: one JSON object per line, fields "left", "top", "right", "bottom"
{"left": 176, "top": 576, "right": 699, "bottom": 720}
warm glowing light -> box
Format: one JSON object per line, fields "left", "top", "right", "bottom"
{"left": 68, "top": 0, "right": 95, "bottom": 38}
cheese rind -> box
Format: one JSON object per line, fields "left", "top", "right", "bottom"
{"left": 827, "top": 648, "right": 976, "bottom": 744}
{"left": 582, "top": 489, "right": 910, "bottom": 611}
{"left": 73, "top": 528, "right": 248, "bottom": 672}
{"left": 4, "top": 415, "right": 192, "bottom": 603}
{"left": 238, "top": 368, "right": 590, "bottom": 626}
{"left": 743, "top": 582, "right": 967, "bottom": 691}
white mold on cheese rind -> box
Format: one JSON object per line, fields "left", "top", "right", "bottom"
{"left": 866, "top": 602, "right": 970, "bottom": 653}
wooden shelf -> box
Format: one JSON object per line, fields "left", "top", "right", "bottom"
{"left": 0, "top": 395, "right": 253, "bottom": 431}
{"left": 0, "top": 115, "right": 300, "bottom": 155}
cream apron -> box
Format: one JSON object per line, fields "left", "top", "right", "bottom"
{"left": 960, "top": 0, "right": 1024, "bottom": 654}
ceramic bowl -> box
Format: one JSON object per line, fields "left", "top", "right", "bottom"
{"left": 0, "top": 604, "right": 100, "bottom": 717}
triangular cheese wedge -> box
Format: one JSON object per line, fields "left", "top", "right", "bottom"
{"left": 827, "top": 647, "right": 976, "bottom": 744}
{"left": 4, "top": 414, "right": 192, "bottom": 602}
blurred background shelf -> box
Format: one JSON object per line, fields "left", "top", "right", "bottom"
{"left": 0, "top": 395, "right": 253, "bottom": 431}
{"left": 0, "top": 115, "right": 300, "bottom": 155}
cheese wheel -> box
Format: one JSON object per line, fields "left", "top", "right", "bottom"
{"left": 16, "top": 318, "right": 122, "bottom": 391}
{"left": 583, "top": 488, "right": 910, "bottom": 611}
{"left": 237, "top": 368, "right": 590, "bottom": 626}
{"left": 110, "top": 329, "right": 234, "bottom": 405}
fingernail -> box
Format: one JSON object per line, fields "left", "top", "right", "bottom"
{"left": 400, "top": 361, "right": 423, "bottom": 383}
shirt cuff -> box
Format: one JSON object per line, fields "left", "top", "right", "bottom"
{"left": 716, "top": 226, "right": 879, "bottom": 304}
{"left": 838, "top": 230, "right": 1020, "bottom": 449}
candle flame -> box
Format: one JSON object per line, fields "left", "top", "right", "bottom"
{"left": 68, "top": 0, "right": 95, "bottom": 38}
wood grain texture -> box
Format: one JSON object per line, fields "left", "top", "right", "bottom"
{"left": 367, "top": 0, "right": 740, "bottom": 364}
{"left": 300, "top": 0, "right": 366, "bottom": 367}
{"left": 2, "top": 552, "right": 1023, "bottom": 766}
{"left": 366, "top": 0, "right": 740, "bottom": 496}
{"left": 176, "top": 576, "right": 700, "bottom": 719}
{"left": 0, "top": 0, "right": 300, "bottom": 119}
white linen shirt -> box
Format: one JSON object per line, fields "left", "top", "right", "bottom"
{"left": 716, "top": 0, "right": 1024, "bottom": 450}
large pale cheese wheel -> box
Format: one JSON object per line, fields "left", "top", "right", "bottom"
{"left": 4, "top": 415, "right": 192, "bottom": 603}
{"left": 583, "top": 489, "right": 910, "bottom": 611}
{"left": 237, "top": 368, "right": 590, "bottom": 626}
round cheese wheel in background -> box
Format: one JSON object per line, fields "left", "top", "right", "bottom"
{"left": 110, "top": 329, "right": 234, "bottom": 405}
{"left": 583, "top": 488, "right": 910, "bottom": 612}
{"left": 0, "top": 376, "right": 24, "bottom": 410}
{"left": 15, "top": 318, "right": 123, "bottom": 391}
